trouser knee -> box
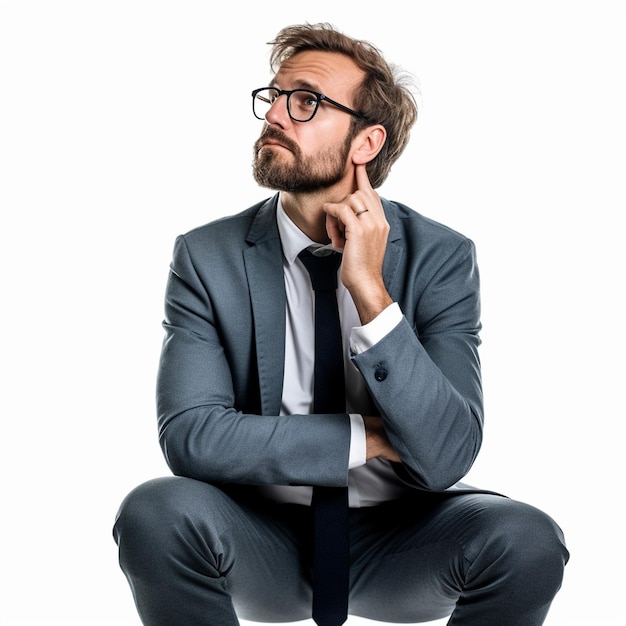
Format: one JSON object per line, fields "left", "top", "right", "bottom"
{"left": 113, "top": 476, "right": 230, "bottom": 578}
{"left": 476, "top": 498, "right": 569, "bottom": 600}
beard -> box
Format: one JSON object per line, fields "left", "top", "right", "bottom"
{"left": 252, "top": 127, "right": 352, "bottom": 193}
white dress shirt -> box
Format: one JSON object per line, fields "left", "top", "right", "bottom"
{"left": 255, "top": 197, "right": 415, "bottom": 507}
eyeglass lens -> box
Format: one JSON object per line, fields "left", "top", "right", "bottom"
{"left": 253, "top": 88, "right": 319, "bottom": 122}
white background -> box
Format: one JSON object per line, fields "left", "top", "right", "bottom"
{"left": 1, "top": 1, "right": 624, "bottom": 625}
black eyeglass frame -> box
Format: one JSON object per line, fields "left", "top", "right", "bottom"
{"left": 251, "top": 87, "right": 368, "bottom": 123}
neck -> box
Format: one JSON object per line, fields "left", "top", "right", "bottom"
{"left": 281, "top": 192, "right": 328, "bottom": 243}
{"left": 280, "top": 182, "right": 354, "bottom": 244}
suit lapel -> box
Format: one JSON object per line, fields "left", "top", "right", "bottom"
{"left": 381, "top": 198, "right": 404, "bottom": 301}
{"left": 243, "top": 196, "right": 286, "bottom": 416}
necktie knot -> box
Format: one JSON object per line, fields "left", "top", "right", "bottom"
{"left": 298, "top": 249, "right": 341, "bottom": 292}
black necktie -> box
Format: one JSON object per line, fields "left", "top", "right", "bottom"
{"left": 298, "top": 249, "right": 350, "bottom": 626}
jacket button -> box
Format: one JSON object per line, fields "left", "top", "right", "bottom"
{"left": 374, "top": 368, "right": 388, "bottom": 381}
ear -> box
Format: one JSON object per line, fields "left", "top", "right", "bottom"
{"left": 351, "top": 125, "right": 387, "bottom": 165}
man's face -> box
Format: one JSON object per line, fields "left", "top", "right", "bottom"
{"left": 252, "top": 50, "right": 365, "bottom": 193}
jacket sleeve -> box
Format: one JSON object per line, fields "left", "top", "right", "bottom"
{"left": 352, "top": 237, "right": 483, "bottom": 491}
{"left": 156, "top": 233, "right": 351, "bottom": 487}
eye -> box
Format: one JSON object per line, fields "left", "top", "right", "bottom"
{"left": 292, "top": 91, "right": 318, "bottom": 109}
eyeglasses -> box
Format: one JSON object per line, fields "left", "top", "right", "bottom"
{"left": 251, "top": 87, "right": 367, "bottom": 123}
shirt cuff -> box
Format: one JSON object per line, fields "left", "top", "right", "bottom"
{"left": 348, "top": 413, "right": 367, "bottom": 469}
{"left": 349, "top": 302, "right": 402, "bottom": 355}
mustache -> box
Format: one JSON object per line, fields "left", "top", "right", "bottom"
{"left": 255, "top": 128, "right": 299, "bottom": 154}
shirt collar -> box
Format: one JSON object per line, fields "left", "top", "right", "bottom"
{"left": 276, "top": 195, "right": 343, "bottom": 265}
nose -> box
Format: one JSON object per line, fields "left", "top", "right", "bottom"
{"left": 265, "top": 93, "right": 291, "bottom": 127}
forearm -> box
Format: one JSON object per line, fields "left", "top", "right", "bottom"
{"left": 158, "top": 402, "right": 352, "bottom": 487}
{"left": 353, "top": 318, "right": 483, "bottom": 491}
{"left": 157, "top": 323, "right": 352, "bottom": 487}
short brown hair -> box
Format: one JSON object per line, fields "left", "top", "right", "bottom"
{"left": 268, "top": 22, "right": 418, "bottom": 188}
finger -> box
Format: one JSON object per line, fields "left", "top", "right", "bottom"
{"left": 325, "top": 213, "right": 345, "bottom": 248}
{"left": 355, "top": 163, "right": 374, "bottom": 193}
{"left": 354, "top": 165, "right": 384, "bottom": 219}
{"left": 324, "top": 202, "right": 363, "bottom": 229}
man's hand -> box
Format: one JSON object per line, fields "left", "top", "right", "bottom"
{"left": 364, "top": 415, "right": 401, "bottom": 463}
{"left": 323, "top": 165, "right": 392, "bottom": 324}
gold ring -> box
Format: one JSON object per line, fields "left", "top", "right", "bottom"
{"left": 354, "top": 209, "right": 369, "bottom": 216}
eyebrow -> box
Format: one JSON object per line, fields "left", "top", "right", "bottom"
{"left": 269, "top": 79, "right": 323, "bottom": 93}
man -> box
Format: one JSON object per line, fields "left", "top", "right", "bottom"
{"left": 114, "top": 23, "right": 568, "bottom": 625}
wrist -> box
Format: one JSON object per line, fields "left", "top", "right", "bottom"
{"left": 350, "top": 284, "right": 393, "bottom": 325}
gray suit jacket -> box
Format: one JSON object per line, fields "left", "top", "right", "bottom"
{"left": 157, "top": 195, "right": 484, "bottom": 495}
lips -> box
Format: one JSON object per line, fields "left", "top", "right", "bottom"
{"left": 258, "top": 130, "right": 297, "bottom": 153}
{"left": 262, "top": 139, "right": 289, "bottom": 149}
